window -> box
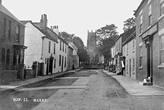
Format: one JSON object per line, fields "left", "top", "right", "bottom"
{"left": 1, "top": 48, "right": 5, "bottom": 70}
{"left": 140, "top": 15, "right": 143, "bottom": 34}
{"left": 63, "top": 42, "right": 64, "bottom": 52}
{"left": 16, "top": 25, "right": 20, "bottom": 42}
{"left": 133, "top": 39, "right": 135, "bottom": 52}
{"left": 54, "top": 59, "right": 56, "bottom": 68}
{"left": 160, "top": 0, "right": 164, "bottom": 16}
{"left": 160, "top": 35, "right": 164, "bottom": 64}
{"left": 65, "top": 45, "right": 66, "bottom": 53}
{"left": 129, "top": 59, "right": 131, "bottom": 74}
{"left": 59, "top": 55, "right": 61, "bottom": 66}
{"left": 60, "top": 40, "right": 61, "bottom": 51}
{"left": 8, "top": 21, "right": 11, "bottom": 38}
{"left": 148, "top": 0, "right": 151, "bottom": 4}
{"left": 54, "top": 43, "right": 56, "bottom": 54}
{"left": 139, "top": 46, "right": 143, "bottom": 67}
{"left": 45, "top": 58, "right": 47, "bottom": 64}
{"left": 48, "top": 41, "right": 51, "bottom": 53}
{"left": 127, "top": 60, "right": 128, "bottom": 74}
{"left": 3, "top": 18, "right": 6, "bottom": 37}
{"left": 65, "top": 57, "right": 66, "bottom": 67}
{"left": 6, "top": 49, "right": 10, "bottom": 70}
{"left": 127, "top": 44, "right": 128, "bottom": 55}
{"left": 148, "top": 5, "right": 152, "bottom": 26}
{"left": 133, "top": 58, "right": 135, "bottom": 72}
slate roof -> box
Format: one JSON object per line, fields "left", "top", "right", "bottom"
{"left": 122, "top": 31, "right": 136, "bottom": 46}
{"left": 115, "top": 27, "right": 136, "bottom": 43}
{"left": 0, "top": 4, "right": 24, "bottom": 26}
{"left": 33, "top": 22, "right": 58, "bottom": 43}
{"left": 20, "top": 21, "right": 58, "bottom": 43}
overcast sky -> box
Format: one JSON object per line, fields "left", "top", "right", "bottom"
{"left": 3, "top": 0, "right": 142, "bottom": 46}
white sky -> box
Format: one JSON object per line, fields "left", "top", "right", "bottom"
{"left": 3, "top": 0, "right": 142, "bottom": 46}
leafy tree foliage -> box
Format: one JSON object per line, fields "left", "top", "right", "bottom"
{"left": 61, "top": 32, "right": 89, "bottom": 62}
{"left": 72, "top": 37, "right": 89, "bottom": 62}
{"left": 60, "top": 31, "right": 74, "bottom": 42}
{"left": 96, "top": 24, "right": 118, "bottom": 63}
{"left": 123, "top": 17, "right": 135, "bottom": 32}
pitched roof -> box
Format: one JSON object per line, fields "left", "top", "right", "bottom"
{"left": 115, "top": 27, "right": 136, "bottom": 43}
{"left": 57, "top": 33, "right": 68, "bottom": 45}
{"left": 0, "top": 4, "right": 24, "bottom": 26}
{"left": 21, "top": 21, "right": 58, "bottom": 43}
{"left": 33, "top": 22, "right": 58, "bottom": 43}
{"left": 134, "top": 0, "right": 147, "bottom": 16}
{"left": 122, "top": 31, "right": 136, "bottom": 46}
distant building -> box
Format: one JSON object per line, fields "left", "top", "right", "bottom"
{"left": 0, "top": 1, "right": 26, "bottom": 84}
{"left": 134, "top": 0, "right": 164, "bottom": 86}
{"left": 109, "top": 45, "right": 116, "bottom": 72}
{"left": 67, "top": 41, "right": 79, "bottom": 69}
{"left": 86, "top": 30, "right": 97, "bottom": 64}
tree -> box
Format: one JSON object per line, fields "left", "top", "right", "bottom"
{"left": 61, "top": 31, "right": 89, "bottom": 63}
{"left": 123, "top": 17, "right": 135, "bottom": 32}
{"left": 72, "top": 36, "right": 89, "bottom": 62}
{"left": 60, "top": 31, "right": 74, "bottom": 42}
{"left": 95, "top": 24, "right": 118, "bottom": 63}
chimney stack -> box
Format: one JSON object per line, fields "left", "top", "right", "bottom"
{"left": 52, "top": 25, "right": 59, "bottom": 35}
{"left": 40, "top": 14, "right": 48, "bottom": 31}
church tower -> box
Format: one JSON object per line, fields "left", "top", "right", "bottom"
{"left": 87, "top": 30, "right": 97, "bottom": 63}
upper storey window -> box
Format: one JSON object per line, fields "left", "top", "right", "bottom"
{"left": 148, "top": 0, "right": 151, "bottom": 4}
{"left": 160, "top": 0, "right": 164, "bottom": 16}
{"left": 16, "top": 25, "right": 20, "bottom": 43}
{"left": 140, "top": 14, "right": 143, "bottom": 34}
{"left": 148, "top": 5, "right": 152, "bottom": 26}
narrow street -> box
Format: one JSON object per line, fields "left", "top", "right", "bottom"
{"left": 1, "top": 68, "right": 164, "bottom": 110}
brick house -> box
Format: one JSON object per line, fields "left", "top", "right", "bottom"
{"left": 134, "top": 0, "right": 164, "bottom": 86}
{"left": 0, "top": 1, "right": 26, "bottom": 84}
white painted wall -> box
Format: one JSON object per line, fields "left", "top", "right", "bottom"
{"left": 123, "top": 38, "right": 136, "bottom": 79}
{"left": 56, "top": 38, "right": 68, "bottom": 72}
{"left": 42, "top": 38, "right": 58, "bottom": 75}
{"left": 24, "top": 22, "right": 45, "bottom": 68}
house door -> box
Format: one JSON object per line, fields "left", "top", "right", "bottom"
{"left": 129, "top": 59, "right": 131, "bottom": 77}
{"left": 46, "top": 59, "right": 49, "bottom": 75}
{"left": 145, "top": 37, "right": 153, "bottom": 83}
{"left": 61, "top": 56, "right": 64, "bottom": 71}
{"left": 49, "top": 57, "right": 53, "bottom": 74}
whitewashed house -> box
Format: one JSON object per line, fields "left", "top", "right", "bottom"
{"left": 122, "top": 31, "right": 136, "bottom": 79}
{"left": 51, "top": 26, "right": 68, "bottom": 72}
{"left": 21, "top": 14, "right": 58, "bottom": 76}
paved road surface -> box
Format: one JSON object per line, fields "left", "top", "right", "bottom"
{"left": 1, "top": 69, "right": 164, "bottom": 110}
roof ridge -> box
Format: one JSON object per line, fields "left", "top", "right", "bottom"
{"left": 0, "top": 4, "right": 24, "bottom": 26}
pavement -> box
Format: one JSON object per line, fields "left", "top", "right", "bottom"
{"left": 103, "top": 70, "right": 164, "bottom": 96}
{"left": 0, "top": 67, "right": 82, "bottom": 92}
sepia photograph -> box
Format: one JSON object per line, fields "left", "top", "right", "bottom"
{"left": 0, "top": 0, "right": 164, "bottom": 109}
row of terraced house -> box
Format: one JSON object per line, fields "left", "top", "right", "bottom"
{"left": 0, "top": 1, "right": 79, "bottom": 84}
{"left": 110, "top": 0, "right": 164, "bottom": 88}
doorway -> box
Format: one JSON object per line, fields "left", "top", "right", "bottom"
{"left": 145, "top": 37, "right": 153, "bottom": 83}
{"left": 61, "top": 56, "right": 64, "bottom": 72}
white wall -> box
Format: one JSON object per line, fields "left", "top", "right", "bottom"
{"left": 24, "top": 22, "right": 44, "bottom": 68}
{"left": 56, "top": 39, "right": 68, "bottom": 72}
{"left": 124, "top": 38, "right": 136, "bottom": 79}
{"left": 42, "top": 38, "right": 58, "bottom": 75}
